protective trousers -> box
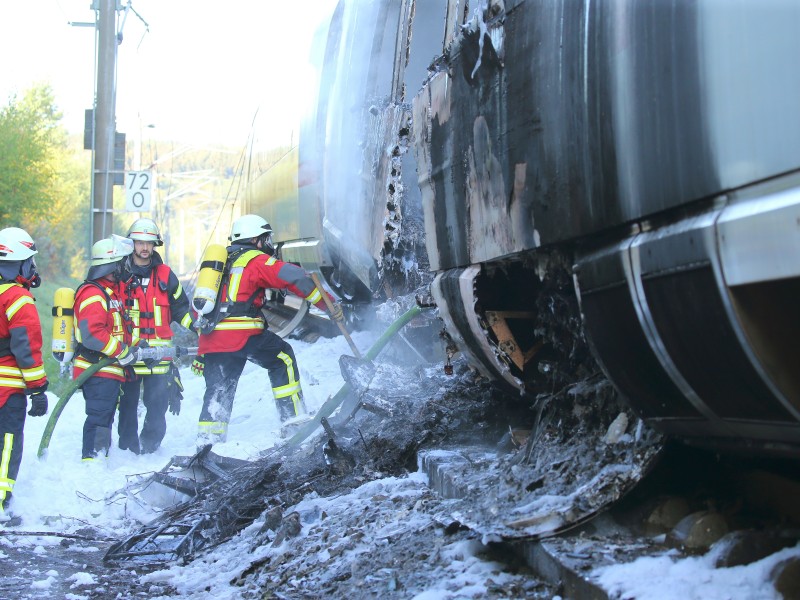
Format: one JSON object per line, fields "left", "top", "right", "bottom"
{"left": 199, "top": 330, "right": 306, "bottom": 444}
{"left": 81, "top": 376, "right": 122, "bottom": 460}
{"left": 0, "top": 394, "right": 26, "bottom": 509}
{"left": 118, "top": 371, "right": 175, "bottom": 454}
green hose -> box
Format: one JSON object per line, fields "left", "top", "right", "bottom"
{"left": 37, "top": 356, "right": 116, "bottom": 458}
{"left": 286, "top": 304, "right": 424, "bottom": 447}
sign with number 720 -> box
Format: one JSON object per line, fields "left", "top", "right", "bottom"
{"left": 125, "top": 170, "right": 155, "bottom": 212}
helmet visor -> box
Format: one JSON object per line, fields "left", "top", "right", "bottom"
{"left": 109, "top": 234, "right": 134, "bottom": 258}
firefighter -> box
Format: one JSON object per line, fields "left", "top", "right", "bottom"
{"left": 116, "top": 218, "right": 193, "bottom": 454}
{"left": 74, "top": 235, "right": 138, "bottom": 461}
{"left": 192, "top": 214, "right": 344, "bottom": 445}
{"left": 0, "top": 228, "right": 48, "bottom": 522}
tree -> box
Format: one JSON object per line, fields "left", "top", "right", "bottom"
{"left": 0, "top": 84, "right": 89, "bottom": 279}
{"left": 0, "top": 84, "right": 61, "bottom": 222}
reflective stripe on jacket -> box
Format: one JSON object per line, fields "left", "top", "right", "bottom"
{"left": 0, "top": 283, "right": 48, "bottom": 407}
{"left": 73, "top": 278, "right": 130, "bottom": 382}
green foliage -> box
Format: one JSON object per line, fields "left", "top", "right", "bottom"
{"left": 0, "top": 85, "right": 63, "bottom": 223}
{"left": 0, "top": 84, "right": 90, "bottom": 281}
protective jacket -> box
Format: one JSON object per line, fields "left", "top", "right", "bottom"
{"left": 121, "top": 252, "right": 193, "bottom": 375}
{"left": 73, "top": 277, "right": 131, "bottom": 382}
{"left": 197, "top": 246, "right": 329, "bottom": 354}
{"left": 0, "top": 282, "right": 48, "bottom": 408}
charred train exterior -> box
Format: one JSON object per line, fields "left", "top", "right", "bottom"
{"left": 418, "top": 0, "right": 800, "bottom": 457}
{"left": 246, "top": 1, "right": 800, "bottom": 458}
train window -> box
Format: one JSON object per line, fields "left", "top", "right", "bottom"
{"left": 403, "top": 1, "right": 451, "bottom": 97}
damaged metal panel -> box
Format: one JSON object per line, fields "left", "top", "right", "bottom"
{"left": 414, "top": 70, "right": 465, "bottom": 273}
{"left": 312, "top": 0, "right": 456, "bottom": 299}
{"left": 431, "top": 266, "right": 523, "bottom": 392}
{"left": 414, "top": 0, "right": 800, "bottom": 271}
{"left": 443, "top": 0, "right": 470, "bottom": 49}
{"left": 414, "top": 6, "right": 542, "bottom": 271}
{"left": 575, "top": 186, "right": 800, "bottom": 456}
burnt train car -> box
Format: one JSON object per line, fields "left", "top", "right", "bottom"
{"left": 244, "top": 0, "right": 800, "bottom": 459}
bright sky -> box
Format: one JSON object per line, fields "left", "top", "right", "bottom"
{"left": 0, "top": 0, "right": 336, "bottom": 147}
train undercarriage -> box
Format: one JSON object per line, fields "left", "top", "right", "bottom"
{"left": 431, "top": 172, "right": 800, "bottom": 461}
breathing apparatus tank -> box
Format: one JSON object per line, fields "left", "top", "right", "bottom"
{"left": 52, "top": 287, "right": 76, "bottom": 363}
{"left": 193, "top": 244, "right": 227, "bottom": 316}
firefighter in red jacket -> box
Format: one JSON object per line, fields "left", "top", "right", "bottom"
{"left": 192, "top": 214, "right": 344, "bottom": 445}
{"left": 0, "top": 227, "right": 48, "bottom": 522}
{"left": 117, "top": 218, "right": 193, "bottom": 454}
{"left": 73, "top": 235, "right": 139, "bottom": 461}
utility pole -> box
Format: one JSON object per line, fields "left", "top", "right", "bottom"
{"left": 91, "top": 0, "right": 119, "bottom": 247}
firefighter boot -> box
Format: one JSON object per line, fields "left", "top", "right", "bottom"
{"left": 93, "top": 426, "right": 112, "bottom": 457}
{"left": 275, "top": 397, "right": 297, "bottom": 423}
{"left": 196, "top": 421, "right": 228, "bottom": 450}
{"left": 0, "top": 497, "right": 11, "bottom": 523}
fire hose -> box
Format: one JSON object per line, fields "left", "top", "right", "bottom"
{"left": 37, "top": 346, "right": 195, "bottom": 458}
{"left": 284, "top": 304, "right": 424, "bottom": 448}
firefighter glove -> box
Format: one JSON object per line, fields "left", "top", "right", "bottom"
{"left": 191, "top": 355, "right": 206, "bottom": 377}
{"left": 329, "top": 302, "right": 345, "bottom": 323}
{"left": 117, "top": 346, "right": 136, "bottom": 366}
{"left": 28, "top": 391, "right": 48, "bottom": 417}
{"left": 168, "top": 368, "right": 183, "bottom": 415}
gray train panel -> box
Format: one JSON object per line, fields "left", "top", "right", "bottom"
{"left": 414, "top": 0, "right": 800, "bottom": 272}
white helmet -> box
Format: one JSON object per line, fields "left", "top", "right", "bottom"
{"left": 229, "top": 214, "right": 273, "bottom": 243}
{"left": 0, "top": 227, "right": 38, "bottom": 261}
{"left": 87, "top": 234, "right": 134, "bottom": 280}
{"left": 127, "top": 217, "right": 164, "bottom": 246}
